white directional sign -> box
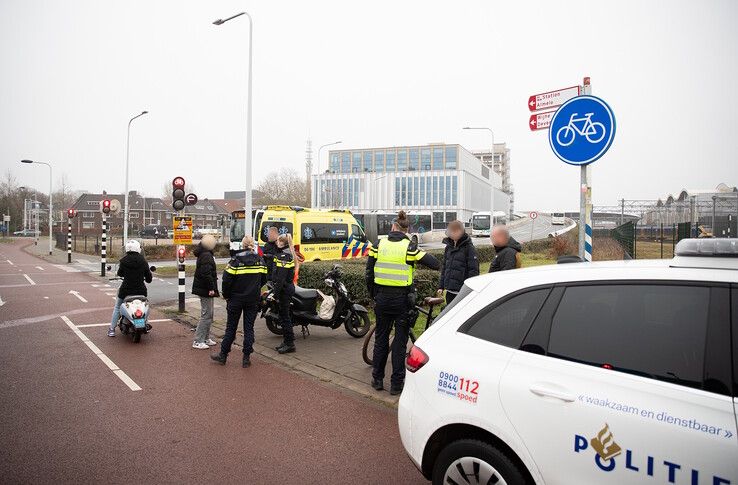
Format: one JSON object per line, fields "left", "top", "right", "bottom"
{"left": 529, "top": 211, "right": 539, "bottom": 220}
{"left": 528, "top": 86, "right": 581, "bottom": 112}
{"left": 529, "top": 110, "right": 556, "bottom": 131}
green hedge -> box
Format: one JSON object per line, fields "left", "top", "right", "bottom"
{"left": 142, "top": 242, "right": 231, "bottom": 261}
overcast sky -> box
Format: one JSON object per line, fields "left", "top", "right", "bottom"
{"left": 1, "top": 0, "right": 736, "bottom": 211}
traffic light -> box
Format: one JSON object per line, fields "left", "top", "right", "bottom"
{"left": 172, "top": 176, "right": 186, "bottom": 211}
{"left": 101, "top": 199, "right": 111, "bottom": 214}
{"left": 177, "top": 245, "right": 186, "bottom": 263}
{"left": 67, "top": 209, "right": 77, "bottom": 218}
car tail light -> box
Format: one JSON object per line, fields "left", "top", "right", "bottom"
{"left": 134, "top": 309, "right": 143, "bottom": 318}
{"left": 406, "top": 345, "right": 429, "bottom": 373}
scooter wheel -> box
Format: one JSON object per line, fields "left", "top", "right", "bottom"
{"left": 265, "top": 316, "right": 284, "bottom": 336}
{"left": 133, "top": 331, "right": 141, "bottom": 343}
{"left": 345, "top": 312, "right": 371, "bottom": 338}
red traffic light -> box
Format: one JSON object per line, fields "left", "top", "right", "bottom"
{"left": 172, "top": 176, "right": 186, "bottom": 189}
{"left": 177, "top": 245, "right": 186, "bottom": 263}
{"left": 67, "top": 209, "right": 76, "bottom": 218}
{"left": 101, "top": 199, "right": 111, "bottom": 214}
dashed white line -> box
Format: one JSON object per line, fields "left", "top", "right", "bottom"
{"left": 22, "top": 274, "right": 36, "bottom": 285}
{"left": 60, "top": 315, "right": 141, "bottom": 391}
{"left": 6, "top": 259, "right": 13, "bottom": 266}
{"left": 35, "top": 266, "right": 44, "bottom": 271}
{"left": 69, "top": 290, "right": 88, "bottom": 303}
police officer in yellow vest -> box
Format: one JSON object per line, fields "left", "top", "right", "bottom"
{"left": 366, "top": 210, "right": 440, "bottom": 395}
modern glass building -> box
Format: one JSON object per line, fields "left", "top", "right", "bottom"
{"left": 313, "top": 143, "right": 509, "bottom": 226}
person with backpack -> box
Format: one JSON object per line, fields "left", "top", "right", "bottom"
{"left": 192, "top": 234, "right": 219, "bottom": 349}
{"left": 489, "top": 225, "right": 522, "bottom": 273}
{"left": 437, "top": 220, "right": 479, "bottom": 304}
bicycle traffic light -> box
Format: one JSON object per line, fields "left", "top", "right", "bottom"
{"left": 172, "top": 176, "right": 186, "bottom": 211}
{"left": 67, "top": 209, "right": 77, "bottom": 219}
{"left": 177, "top": 245, "right": 186, "bottom": 263}
{"left": 101, "top": 199, "right": 111, "bottom": 214}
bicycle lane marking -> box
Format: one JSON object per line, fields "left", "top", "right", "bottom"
{"left": 60, "top": 315, "right": 142, "bottom": 391}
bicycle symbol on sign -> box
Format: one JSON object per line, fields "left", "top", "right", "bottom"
{"left": 555, "top": 112, "right": 606, "bottom": 147}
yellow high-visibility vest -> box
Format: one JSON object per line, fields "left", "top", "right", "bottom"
{"left": 374, "top": 238, "right": 413, "bottom": 287}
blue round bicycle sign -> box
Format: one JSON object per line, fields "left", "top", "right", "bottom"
{"left": 549, "top": 95, "right": 616, "bottom": 165}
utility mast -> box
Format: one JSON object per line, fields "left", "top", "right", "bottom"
{"left": 305, "top": 139, "right": 313, "bottom": 207}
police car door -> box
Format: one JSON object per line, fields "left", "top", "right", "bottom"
{"left": 499, "top": 283, "right": 737, "bottom": 484}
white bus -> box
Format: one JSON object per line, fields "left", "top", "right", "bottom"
{"left": 551, "top": 212, "right": 566, "bottom": 225}
{"left": 470, "top": 211, "right": 507, "bottom": 237}
{"left": 353, "top": 210, "right": 432, "bottom": 245}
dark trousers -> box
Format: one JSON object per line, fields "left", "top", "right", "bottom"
{"left": 372, "top": 291, "right": 411, "bottom": 387}
{"left": 221, "top": 298, "right": 258, "bottom": 356}
{"left": 445, "top": 291, "right": 457, "bottom": 305}
{"left": 278, "top": 284, "right": 295, "bottom": 345}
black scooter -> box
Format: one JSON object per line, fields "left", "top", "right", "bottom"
{"left": 260, "top": 264, "right": 371, "bottom": 338}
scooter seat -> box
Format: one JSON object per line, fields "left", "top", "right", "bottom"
{"left": 293, "top": 286, "right": 319, "bottom": 301}
{"left": 123, "top": 295, "right": 148, "bottom": 303}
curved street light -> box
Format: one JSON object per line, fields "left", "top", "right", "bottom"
{"left": 123, "top": 110, "right": 149, "bottom": 246}
{"left": 20, "top": 159, "right": 53, "bottom": 255}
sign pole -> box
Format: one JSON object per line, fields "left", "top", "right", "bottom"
{"left": 581, "top": 76, "right": 593, "bottom": 262}
{"left": 101, "top": 214, "right": 107, "bottom": 276}
{"left": 67, "top": 219, "right": 72, "bottom": 263}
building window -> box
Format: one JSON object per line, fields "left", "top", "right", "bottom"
{"left": 330, "top": 153, "right": 339, "bottom": 173}
{"left": 374, "top": 150, "right": 384, "bottom": 172}
{"left": 425, "top": 176, "right": 431, "bottom": 206}
{"left": 445, "top": 176, "right": 451, "bottom": 205}
{"left": 397, "top": 149, "right": 407, "bottom": 171}
{"left": 411, "top": 148, "right": 421, "bottom": 171}
{"left": 432, "top": 147, "right": 444, "bottom": 170}
{"left": 481, "top": 165, "right": 490, "bottom": 179}
{"left": 386, "top": 150, "right": 396, "bottom": 171}
{"left": 452, "top": 176, "right": 458, "bottom": 205}
{"left": 83, "top": 212, "right": 95, "bottom": 218}
{"left": 401, "top": 177, "right": 407, "bottom": 206}
{"left": 446, "top": 211, "right": 457, "bottom": 222}
{"left": 82, "top": 222, "right": 95, "bottom": 229}
{"left": 413, "top": 176, "right": 419, "bottom": 206}
{"left": 341, "top": 152, "right": 350, "bottom": 172}
{"left": 395, "top": 177, "right": 400, "bottom": 206}
{"left": 363, "top": 151, "right": 373, "bottom": 172}
{"left": 432, "top": 176, "right": 438, "bottom": 205}
{"left": 354, "top": 179, "right": 359, "bottom": 206}
{"left": 86, "top": 200, "right": 99, "bottom": 206}
{"left": 419, "top": 176, "right": 425, "bottom": 206}
{"left": 445, "top": 146, "right": 457, "bottom": 169}
{"left": 352, "top": 152, "right": 361, "bottom": 173}
{"left": 130, "top": 213, "right": 139, "bottom": 219}
{"left": 433, "top": 211, "right": 444, "bottom": 229}
{"left": 410, "top": 148, "right": 430, "bottom": 170}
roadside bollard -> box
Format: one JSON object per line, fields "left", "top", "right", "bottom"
{"left": 177, "top": 245, "right": 186, "bottom": 312}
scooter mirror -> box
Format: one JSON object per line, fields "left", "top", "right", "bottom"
{"left": 150, "top": 266, "right": 157, "bottom": 272}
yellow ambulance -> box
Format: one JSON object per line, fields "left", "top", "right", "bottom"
{"left": 256, "top": 206, "right": 371, "bottom": 262}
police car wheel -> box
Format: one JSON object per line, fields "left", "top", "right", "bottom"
{"left": 432, "top": 439, "right": 527, "bottom": 485}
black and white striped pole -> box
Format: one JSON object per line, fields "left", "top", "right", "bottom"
{"left": 66, "top": 208, "right": 76, "bottom": 263}
{"left": 177, "top": 245, "right": 186, "bottom": 312}
{"left": 101, "top": 199, "right": 111, "bottom": 276}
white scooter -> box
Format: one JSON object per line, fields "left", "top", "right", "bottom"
{"left": 110, "top": 264, "right": 156, "bottom": 343}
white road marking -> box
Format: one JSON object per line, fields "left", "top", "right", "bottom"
{"left": 0, "top": 296, "right": 5, "bottom": 307}
{"left": 44, "top": 296, "right": 49, "bottom": 299}
{"left": 60, "top": 315, "right": 141, "bottom": 391}
{"left": 52, "top": 264, "right": 81, "bottom": 273}
{"left": 76, "top": 319, "right": 172, "bottom": 328}
{"left": 6, "top": 259, "right": 13, "bottom": 266}
{"left": 69, "top": 290, "right": 88, "bottom": 303}
{"left": 22, "top": 274, "right": 35, "bottom": 285}
{"left": 35, "top": 266, "right": 44, "bottom": 271}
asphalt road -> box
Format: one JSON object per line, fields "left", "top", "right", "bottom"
{"left": 0, "top": 240, "right": 426, "bottom": 484}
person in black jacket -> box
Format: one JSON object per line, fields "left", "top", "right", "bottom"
{"left": 272, "top": 233, "right": 297, "bottom": 354}
{"left": 108, "top": 240, "right": 152, "bottom": 337}
{"left": 192, "top": 235, "right": 219, "bottom": 349}
{"left": 489, "top": 225, "right": 522, "bottom": 273}
{"left": 437, "top": 220, "right": 479, "bottom": 304}
{"left": 211, "top": 236, "right": 266, "bottom": 367}
{"left": 261, "top": 226, "right": 279, "bottom": 280}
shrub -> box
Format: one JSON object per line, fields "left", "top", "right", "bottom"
{"left": 592, "top": 237, "right": 625, "bottom": 261}
{"left": 549, "top": 232, "right": 578, "bottom": 258}
{"left": 142, "top": 242, "right": 230, "bottom": 261}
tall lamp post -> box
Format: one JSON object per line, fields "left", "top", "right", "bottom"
{"left": 462, "top": 126, "right": 495, "bottom": 227}
{"left": 315, "top": 141, "right": 342, "bottom": 209}
{"left": 123, "top": 110, "right": 149, "bottom": 247}
{"left": 213, "top": 11, "right": 254, "bottom": 235}
{"left": 20, "top": 159, "right": 53, "bottom": 255}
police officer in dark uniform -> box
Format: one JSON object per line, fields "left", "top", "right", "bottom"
{"left": 273, "top": 233, "right": 297, "bottom": 354}
{"left": 211, "top": 236, "right": 267, "bottom": 368}
{"left": 366, "top": 210, "right": 440, "bottom": 395}
{"left": 261, "top": 226, "right": 279, "bottom": 280}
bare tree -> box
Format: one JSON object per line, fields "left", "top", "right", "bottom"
{"left": 254, "top": 168, "right": 309, "bottom": 206}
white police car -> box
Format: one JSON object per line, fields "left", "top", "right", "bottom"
{"left": 399, "top": 238, "right": 738, "bottom": 484}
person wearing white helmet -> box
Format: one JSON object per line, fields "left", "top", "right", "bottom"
{"left": 108, "top": 239, "right": 153, "bottom": 337}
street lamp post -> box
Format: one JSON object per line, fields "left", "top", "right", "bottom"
{"left": 316, "top": 141, "right": 342, "bottom": 209}
{"left": 20, "top": 159, "right": 53, "bottom": 255}
{"left": 462, "top": 126, "right": 495, "bottom": 226}
{"left": 213, "top": 11, "right": 254, "bottom": 235}
{"left": 123, "top": 111, "right": 149, "bottom": 247}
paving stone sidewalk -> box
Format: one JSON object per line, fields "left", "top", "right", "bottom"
{"left": 162, "top": 297, "right": 401, "bottom": 407}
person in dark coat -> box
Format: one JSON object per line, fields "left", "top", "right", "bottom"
{"left": 108, "top": 240, "right": 152, "bottom": 337}
{"left": 211, "top": 236, "right": 266, "bottom": 368}
{"left": 272, "top": 233, "right": 297, "bottom": 354}
{"left": 192, "top": 235, "right": 219, "bottom": 349}
{"left": 489, "top": 225, "right": 522, "bottom": 273}
{"left": 437, "top": 220, "right": 479, "bottom": 304}
{"left": 261, "top": 226, "right": 279, "bottom": 280}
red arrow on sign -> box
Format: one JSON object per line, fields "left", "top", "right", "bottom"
{"left": 529, "top": 110, "right": 556, "bottom": 131}
{"left": 528, "top": 85, "right": 580, "bottom": 112}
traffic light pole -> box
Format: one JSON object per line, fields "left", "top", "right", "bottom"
{"left": 101, "top": 214, "right": 107, "bottom": 277}
{"left": 67, "top": 219, "right": 72, "bottom": 263}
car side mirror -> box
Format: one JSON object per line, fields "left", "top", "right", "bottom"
{"left": 150, "top": 266, "right": 157, "bottom": 272}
